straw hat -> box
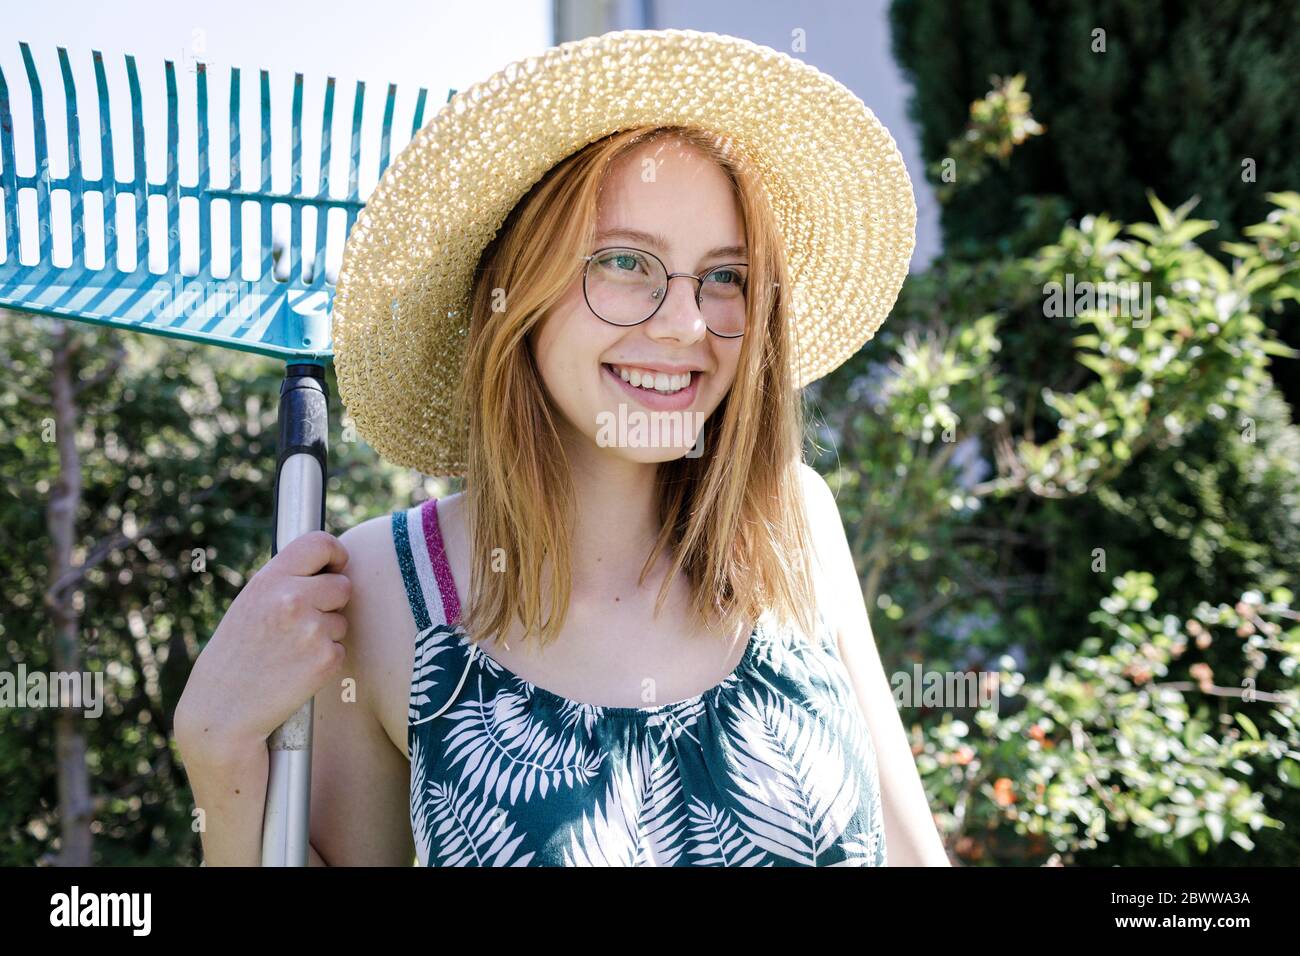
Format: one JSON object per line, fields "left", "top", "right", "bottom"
{"left": 332, "top": 28, "right": 916, "bottom": 477}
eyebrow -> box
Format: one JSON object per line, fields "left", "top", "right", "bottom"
{"left": 595, "top": 227, "right": 747, "bottom": 262}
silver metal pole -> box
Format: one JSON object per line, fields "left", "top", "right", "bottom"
{"left": 262, "top": 365, "right": 329, "bottom": 866}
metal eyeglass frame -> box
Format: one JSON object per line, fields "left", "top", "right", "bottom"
{"left": 579, "top": 246, "right": 764, "bottom": 339}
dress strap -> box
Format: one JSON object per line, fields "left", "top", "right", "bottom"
{"left": 392, "top": 497, "right": 473, "bottom": 737}
{"left": 392, "top": 497, "right": 462, "bottom": 630}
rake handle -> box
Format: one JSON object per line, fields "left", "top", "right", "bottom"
{"left": 262, "top": 363, "right": 329, "bottom": 866}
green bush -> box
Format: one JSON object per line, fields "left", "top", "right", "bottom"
{"left": 889, "top": 0, "right": 1300, "bottom": 258}
{"left": 916, "top": 574, "right": 1299, "bottom": 865}
{"left": 807, "top": 192, "right": 1300, "bottom": 865}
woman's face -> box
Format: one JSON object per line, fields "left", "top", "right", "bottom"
{"left": 531, "top": 138, "right": 747, "bottom": 466}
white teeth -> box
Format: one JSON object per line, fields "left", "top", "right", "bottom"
{"left": 611, "top": 365, "right": 693, "bottom": 393}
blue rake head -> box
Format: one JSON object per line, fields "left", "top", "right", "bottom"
{"left": 0, "top": 42, "right": 453, "bottom": 362}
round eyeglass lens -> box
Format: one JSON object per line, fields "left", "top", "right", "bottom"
{"left": 585, "top": 247, "right": 747, "bottom": 337}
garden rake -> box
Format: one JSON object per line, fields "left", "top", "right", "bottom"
{"left": 0, "top": 41, "right": 448, "bottom": 865}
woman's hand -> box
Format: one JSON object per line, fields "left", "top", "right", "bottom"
{"left": 174, "top": 530, "right": 353, "bottom": 763}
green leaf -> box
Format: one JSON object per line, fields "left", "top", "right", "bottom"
{"left": 1259, "top": 339, "right": 1300, "bottom": 358}
{"left": 1219, "top": 241, "right": 1258, "bottom": 259}
{"left": 1147, "top": 190, "right": 1176, "bottom": 232}
{"left": 1235, "top": 713, "right": 1261, "bottom": 741}
{"left": 1242, "top": 264, "right": 1286, "bottom": 292}
{"left": 1264, "top": 190, "right": 1300, "bottom": 212}
{"left": 1242, "top": 223, "right": 1287, "bottom": 240}
{"left": 1126, "top": 223, "right": 1163, "bottom": 244}
{"left": 1279, "top": 759, "right": 1300, "bottom": 788}
{"left": 1078, "top": 353, "right": 1114, "bottom": 378}
{"left": 1168, "top": 221, "right": 1217, "bottom": 246}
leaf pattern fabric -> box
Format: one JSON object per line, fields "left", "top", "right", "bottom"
{"left": 396, "top": 497, "right": 887, "bottom": 867}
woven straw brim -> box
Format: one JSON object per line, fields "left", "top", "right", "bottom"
{"left": 332, "top": 28, "right": 916, "bottom": 477}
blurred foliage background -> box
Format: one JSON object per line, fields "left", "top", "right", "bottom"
{"left": 889, "top": 0, "right": 1300, "bottom": 403}
{"left": 0, "top": 330, "right": 436, "bottom": 864}
{"left": 2, "top": 1, "right": 1298, "bottom": 865}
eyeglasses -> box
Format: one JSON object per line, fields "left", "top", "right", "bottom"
{"left": 579, "top": 246, "right": 751, "bottom": 338}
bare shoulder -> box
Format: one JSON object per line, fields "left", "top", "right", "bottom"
{"left": 796, "top": 461, "right": 838, "bottom": 521}
{"left": 795, "top": 461, "right": 844, "bottom": 559}
{"left": 794, "top": 462, "right": 856, "bottom": 647}
{"left": 434, "top": 489, "right": 467, "bottom": 541}
{"left": 336, "top": 511, "right": 417, "bottom": 754}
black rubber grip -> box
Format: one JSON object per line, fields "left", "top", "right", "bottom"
{"left": 271, "top": 363, "right": 329, "bottom": 556}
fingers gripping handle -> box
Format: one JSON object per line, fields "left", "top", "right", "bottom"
{"left": 262, "top": 363, "right": 329, "bottom": 867}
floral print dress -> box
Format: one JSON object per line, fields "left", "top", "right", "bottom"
{"left": 394, "top": 496, "right": 888, "bottom": 866}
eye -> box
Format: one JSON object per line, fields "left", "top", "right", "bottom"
{"left": 706, "top": 268, "right": 744, "bottom": 285}
{"left": 596, "top": 251, "right": 649, "bottom": 274}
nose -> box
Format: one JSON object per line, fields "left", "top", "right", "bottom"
{"left": 646, "top": 274, "right": 708, "bottom": 344}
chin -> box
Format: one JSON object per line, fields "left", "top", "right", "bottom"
{"left": 588, "top": 402, "right": 708, "bottom": 464}
{"left": 604, "top": 444, "right": 700, "bottom": 466}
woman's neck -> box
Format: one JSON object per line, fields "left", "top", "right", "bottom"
{"left": 564, "top": 438, "right": 668, "bottom": 596}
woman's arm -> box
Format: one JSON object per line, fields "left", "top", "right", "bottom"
{"left": 174, "top": 531, "right": 352, "bottom": 866}
{"left": 176, "top": 522, "right": 413, "bottom": 866}
{"left": 798, "top": 464, "right": 952, "bottom": 866}
{"left": 181, "top": 735, "right": 330, "bottom": 865}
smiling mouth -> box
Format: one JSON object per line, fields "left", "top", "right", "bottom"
{"left": 601, "top": 363, "right": 696, "bottom": 395}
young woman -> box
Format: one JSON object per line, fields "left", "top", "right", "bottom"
{"left": 174, "top": 30, "right": 949, "bottom": 866}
